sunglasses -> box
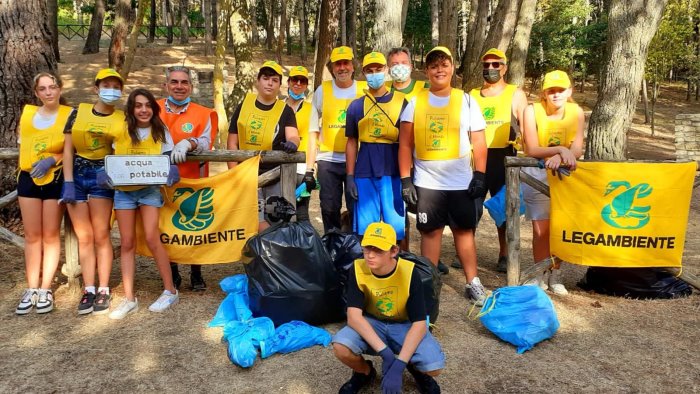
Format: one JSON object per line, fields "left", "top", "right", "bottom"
{"left": 289, "top": 77, "right": 308, "bottom": 85}
{"left": 483, "top": 62, "right": 504, "bottom": 69}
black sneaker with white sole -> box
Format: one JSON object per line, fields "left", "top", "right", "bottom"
{"left": 407, "top": 363, "right": 441, "bottom": 394}
{"left": 338, "top": 360, "right": 376, "bottom": 394}
{"left": 36, "top": 290, "right": 54, "bottom": 314}
{"left": 16, "top": 289, "right": 37, "bottom": 315}
{"left": 78, "top": 291, "right": 96, "bottom": 315}
{"left": 93, "top": 290, "right": 111, "bottom": 315}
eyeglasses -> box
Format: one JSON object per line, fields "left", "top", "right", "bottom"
{"left": 483, "top": 62, "right": 504, "bottom": 69}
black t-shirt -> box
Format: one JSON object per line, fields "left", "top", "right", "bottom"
{"left": 345, "top": 262, "right": 426, "bottom": 323}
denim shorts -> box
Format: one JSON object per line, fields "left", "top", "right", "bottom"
{"left": 72, "top": 157, "right": 114, "bottom": 201}
{"left": 332, "top": 316, "right": 445, "bottom": 372}
{"left": 114, "top": 186, "right": 164, "bottom": 209}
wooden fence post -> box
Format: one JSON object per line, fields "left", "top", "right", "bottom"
{"left": 62, "top": 213, "right": 81, "bottom": 289}
{"left": 505, "top": 166, "right": 521, "bottom": 286}
{"left": 279, "top": 163, "right": 297, "bottom": 214}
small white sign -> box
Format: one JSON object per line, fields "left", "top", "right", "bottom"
{"left": 105, "top": 155, "right": 170, "bottom": 186}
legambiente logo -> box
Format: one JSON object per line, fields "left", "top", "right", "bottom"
{"left": 601, "top": 181, "right": 652, "bottom": 230}
{"left": 172, "top": 187, "right": 215, "bottom": 231}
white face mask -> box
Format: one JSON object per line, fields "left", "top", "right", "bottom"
{"left": 389, "top": 64, "right": 411, "bottom": 83}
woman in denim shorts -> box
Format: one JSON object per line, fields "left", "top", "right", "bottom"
{"left": 61, "top": 68, "right": 125, "bottom": 315}
{"left": 15, "top": 72, "right": 75, "bottom": 315}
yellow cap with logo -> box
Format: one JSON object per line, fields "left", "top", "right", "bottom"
{"left": 330, "top": 46, "right": 354, "bottom": 63}
{"left": 362, "top": 51, "right": 387, "bottom": 68}
{"left": 361, "top": 222, "right": 396, "bottom": 251}
{"left": 95, "top": 68, "right": 124, "bottom": 84}
{"left": 425, "top": 46, "right": 453, "bottom": 61}
{"left": 481, "top": 48, "right": 507, "bottom": 63}
{"left": 542, "top": 70, "right": 571, "bottom": 90}
{"left": 289, "top": 66, "right": 309, "bottom": 78}
{"left": 260, "top": 60, "right": 284, "bottom": 77}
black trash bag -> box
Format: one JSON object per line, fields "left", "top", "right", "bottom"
{"left": 578, "top": 267, "right": 692, "bottom": 299}
{"left": 397, "top": 251, "right": 442, "bottom": 324}
{"left": 321, "top": 230, "right": 363, "bottom": 290}
{"left": 242, "top": 221, "right": 345, "bottom": 326}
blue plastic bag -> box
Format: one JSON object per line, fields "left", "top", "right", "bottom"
{"left": 259, "top": 320, "right": 332, "bottom": 358}
{"left": 222, "top": 317, "right": 275, "bottom": 368}
{"left": 483, "top": 185, "right": 526, "bottom": 227}
{"left": 209, "top": 274, "right": 253, "bottom": 327}
{"left": 477, "top": 286, "right": 559, "bottom": 354}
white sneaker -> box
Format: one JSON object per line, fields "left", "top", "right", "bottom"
{"left": 109, "top": 298, "right": 139, "bottom": 320}
{"left": 16, "top": 289, "right": 38, "bottom": 315}
{"left": 465, "top": 277, "right": 487, "bottom": 306}
{"left": 549, "top": 268, "right": 568, "bottom": 295}
{"left": 36, "top": 290, "right": 54, "bottom": 314}
{"left": 149, "top": 290, "right": 179, "bottom": 312}
{"left": 525, "top": 270, "right": 550, "bottom": 291}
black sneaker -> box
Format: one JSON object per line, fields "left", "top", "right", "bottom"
{"left": 496, "top": 256, "right": 508, "bottom": 273}
{"left": 339, "top": 360, "right": 376, "bottom": 394}
{"left": 171, "top": 263, "right": 182, "bottom": 290}
{"left": 407, "top": 363, "right": 441, "bottom": 394}
{"left": 451, "top": 259, "right": 462, "bottom": 269}
{"left": 93, "top": 290, "right": 111, "bottom": 315}
{"left": 190, "top": 272, "right": 207, "bottom": 292}
{"left": 78, "top": 291, "right": 96, "bottom": 315}
{"left": 437, "top": 260, "right": 449, "bottom": 275}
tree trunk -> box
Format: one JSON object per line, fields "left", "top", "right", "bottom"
{"left": 83, "top": 0, "right": 105, "bottom": 54}
{"left": 211, "top": 0, "right": 217, "bottom": 38}
{"left": 358, "top": 0, "right": 365, "bottom": 55}
{"left": 203, "top": 0, "right": 212, "bottom": 55}
{"left": 650, "top": 79, "right": 657, "bottom": 136}
{"left": 286, "top": 7, "right": 292, "bottom": 55}
{"left": 438, "top": 0, "right": 457, "bottom": 56}
{"left": 340, "top": 0, "right": 346, "bottom": 46}
{"left": 0, "top": 0, "right": 57, "bottom": 208}
{"left": 508, "top": 0, "right": 536, "bottom": 87}
{"left": 108, "top": 0, "right": 131, "bottom": 70}
{"left": 179, "top": 0, "right": 189, "bottom": 44}
{"left": 265, "top": 0, "right": 275, "bottom": 50}
{"left": 585, "top": 0, "right": 668, "bottom": 160}
{"left": 642, "top": 78, "right": 650, "bottom": 124}
{"left": 299, "top": 0, "right": 307, "bottom": 63}
{"left": 165, "top": 0, "right": 174, "bottom": 44}
{"left": 225, "top": 0, "right": 256, "bottom": 115}
{"left": 400, "top": 0, "right": 408, "bottom": 32}
{"left": 375, "top": 0, "right": 403, "bottom": 55}
{"left": 250, "top": 0, "right": 259, "bottom": 45}
{"left": 347, "top": 0, "right": 356, "bottom": 53}
{"left": 148, "top": 0, "right": 156, "bottom": 43}
{"left": 121, "top": 0, "right": 148, "bottom": 80}
{"left": 277, "top": 0, "right": 287, "bottom": 62}
{"left": 314, "top": 0, "right": 341, "bottom": 87}
{"left": 47, "top": 0, "right": 60, "bottom": 61}
{"left": 461, "top": 0, "right": 488, "bottom": 88}
{"left": 429, "top": 0, "right": 438, "bottom": 46}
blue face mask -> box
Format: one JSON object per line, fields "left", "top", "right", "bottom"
{"left": 288, "top": 90, "right": 305, "bottom": 100}
{"left": 366, "top": 72, "right": 386, "bottom": 90}
{"left": 167, "top": 96, "right": 191, "bottom": 106}
{"left": 98, "top": 88, "right": 122, "bottom": 105}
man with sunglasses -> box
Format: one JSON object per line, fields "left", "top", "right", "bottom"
{"left": 159, "top": 65, "right": 218, "bottom": 292}
{"left": 345, "top": 51, "right": 408, "bottom": 242}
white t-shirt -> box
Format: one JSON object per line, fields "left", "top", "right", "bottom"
{"left": 18, "top": 111, "right": 60, "bottom": 144}
{"left": 310, "top": 80, "right": 360, "bottom": 163}
{"left": 400, "top": 91, "right": 486, "bottom": 190}
{"left": 113, "top": 127, "right": 175, "bottom": 153}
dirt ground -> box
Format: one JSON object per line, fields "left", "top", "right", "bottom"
{"left": 0, "top": 40, "right": 699, "bottom": 393}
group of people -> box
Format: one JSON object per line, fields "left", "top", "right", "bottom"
{"left": 15, "top": 44, "right": 584, "bottom": 393}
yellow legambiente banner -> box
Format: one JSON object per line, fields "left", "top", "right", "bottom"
{"left": 549, "top": 161, "right": 696, "bottom": 268}
{"left": 137, "top": 156, "right": 260, "bottom": 264}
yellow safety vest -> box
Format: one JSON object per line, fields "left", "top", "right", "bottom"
{"left": 18, "top": 104, "right": 73, "bottom": 185}
{"left": 113, "top": 128, "right": 164, "bottom": 191}
{"left": 237, "top": 93, "right": 286, "bottom": 151}
{"left": 294, "top": 101, "right": 312, "bottom": 152}
{"left": 413, "top": 89, "right": 464, "bottom": 160}
{"left": 320, "top": 80, "right": 366, "bottom": 153}
{"left": 71, "top": 103, "right": 124, "bottom": 160}
{"left": 358, "top": 92, "right": 405, "bottom": 144}
{"left": 354, "top": 257, "right": 415, "bottom": 322}
{"left": 470, "top": 84, "right": 517, "bottom": 148}
{"left": 533, "top": 102, "right": 579, "bottom": 148}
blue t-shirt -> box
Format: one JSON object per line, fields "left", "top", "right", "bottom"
{"left": 345, "top": 92, "right": 407, "bottom": 178}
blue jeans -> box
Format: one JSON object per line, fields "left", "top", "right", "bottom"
{"left": 71, "top": 157, "right": 114, "bottom": 201}
{"left": 114, "top": 186, "right": 164, "bottom": 209}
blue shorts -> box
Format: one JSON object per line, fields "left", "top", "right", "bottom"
{"left": 71, "top": 157, "right": 114, "bottom": 201}
{"left": 332, "top": 316, "right": 445, "bottom": 373}
{"left": 354, "top": 176, "right": 405, "bottom": 240}
{"left": 114, "top": 186, "right": 164, "bottom": 209}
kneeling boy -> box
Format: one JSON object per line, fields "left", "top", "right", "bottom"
{"left": 332, "top": 222, "right": 444, "bottom": 394}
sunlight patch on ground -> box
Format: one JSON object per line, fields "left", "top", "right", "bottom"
{"left": 132, "top": 352, "right": 157, "bottom": 374}
{"left": 17, "top": 327, "right": 48, "bottom": 348}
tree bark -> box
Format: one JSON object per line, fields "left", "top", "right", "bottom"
{"left": 277, "top": 0, "right": 287, "bottom": 62}
{"left": 299, "top": 0, "right": 307, "bottom": 63}
{"left": 586, "top": 0, "right": 669, "bottom": 160}
{"left": 108, "top": 0, "right": 131, "bottom": 70}
{"left": 430, "top": 0, "right": 438, "bottom": 46}
{"left": 358, "top": 0, "right": 365, "bottom": 55}
{"left": 461, "top": 0, "right": 488, "bottom": 88}
{"left": 375, "top": 0, "right": 403, "bottom": 55}
{"left": 314, "top": 0, "right": 341, "bottom": 87}
{"left": 225, "top": 0, "right": 256, "bottom": 116}
{"left": 121, "top": 0, "right": 148, "bottom": 80}
{"left": 438, "top": 0, "right": 457, "bottom": 56}
{"left": 250, "top": 0, "right": 259, "bottom": 45}
{"left": 340, "top": 0, "right": 346, "bottom": 46}
{"left": 642, "top": 78, "right": 650, "bottom": 124}
{"left": 47, "top": 0, "right": 60, "bottom": 61}
{"left": 347, "top": 0, "right": 356, "bottom": 53}
{"left": 179, "top": 0, "right": 189, "bottom": 44}
{"left": 265, "top": 0, "right": 275, "bottom": 50}
{"left": 203, "top": 0, "right": 212, "bottom": 55}
{"left": 83, "top": 0, "right": 105, "bottom": 54}
{"left": 508, "top": 0, "right": 536, "bottom": 87}
{"left": 148, "top": 0, "right": 156, "bottom": 43}
{"left": 165, "top": 0, "right": 174, "bottom": 44}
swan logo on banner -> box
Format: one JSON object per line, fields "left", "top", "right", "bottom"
{"left": 171, "top": 187, "right": 215, "bottom": 231}
{"left": 601, "top": 181, "right": 652, "bottom": 230}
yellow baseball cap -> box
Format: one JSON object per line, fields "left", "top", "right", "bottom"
{"left": 260, "top": 60, "right": 284, "bottom": 77}
{"left": 425, "top": 46, "right": 453, "bottom": 61}
{"left": 330, "top": 46, "right": 354, "bottom": 63}
{"left": 362, "top": 51, "right": 387, "bottom": 68}
{"left": 95, "top": 68, "right": 124, "bottom": 85}
{"left": 289, "top": 66, "right": 309, "bottom": 78}
{"left": 542, "top": 70, "right": 571, "bottom": 90}
{"left": 361, "top": 222, "right": 396, "bottom": 251}
{"left": 481, "top": 48, "right": 507, "bottom": 63}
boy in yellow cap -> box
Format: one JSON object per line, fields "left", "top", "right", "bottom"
{"left": 227, "top": 60, "right": 300, "bottom": 230}
{"left": 332, "top": 221, "right": 444, "bottom": 394}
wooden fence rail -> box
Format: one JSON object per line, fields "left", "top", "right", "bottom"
{"left": 57, "top": 24, "right": 207, "bottom": 40}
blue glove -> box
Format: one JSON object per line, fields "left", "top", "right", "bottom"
{"left": 381, "top": 358, "right": 406, "bottom": 394}
{"left": 378, "top": 347, "right": 396, "bottom": 377}
{"left": 96, "top": 170, "right": 113, "bottom": 189}
{"left": 61, "top": 181, "right": 76, "bottom": 204}
{"left": 281, "top": 140, "right": 298, "bottom": 153}
{"left": 30, "top": 157, "right": 56, "bottom": 179}
{"left": 166, "top": 164, "right": 180, "bottom": 186}
{"left": 346, "top": 175, "right": 358, "bottom": 200}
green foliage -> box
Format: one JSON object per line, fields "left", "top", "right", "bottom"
{"left": 647, "top": 0, "right": 700, "bottom": 84}
{"left": 403, "top": 0, "right": 431, "bottom": 57}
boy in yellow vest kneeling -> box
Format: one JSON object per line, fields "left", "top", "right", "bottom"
{"left": 332, "top": 222, "right": 444, "bottom": 394}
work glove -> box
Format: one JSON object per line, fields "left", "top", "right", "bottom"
{"left": 281, "top": 140, "right": 298, "bottom": 153}
{"left": 303, "top": 170, "right": 316, "bottom": 191}
{"left": 378, "top": 347, "right": 396, "bottom": 377}
{"left": 171, "top": 139, "right": 191, "bottom": 164}
{"left": 166, "top": 164, "right": 181, "bottom": 186}
{"left": 30, "top": 157, "right": 56, "bottom": 179}
{"left": 467, "top": 171, "right": 487, "bottom": 199}
{"left": 96, "top": 170, "right": 114, "bottom": 190}
{"left": 61, "top": 181, "right": 77, "bottom": 204}
{"left": 346, "top": 175, "right": 358, "bottom": 201}
{"left": 401, "top": 177, "right": 417, "bottom": 206}
{"left": 381, "top": 358, "right": 407, "bottom": 394}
